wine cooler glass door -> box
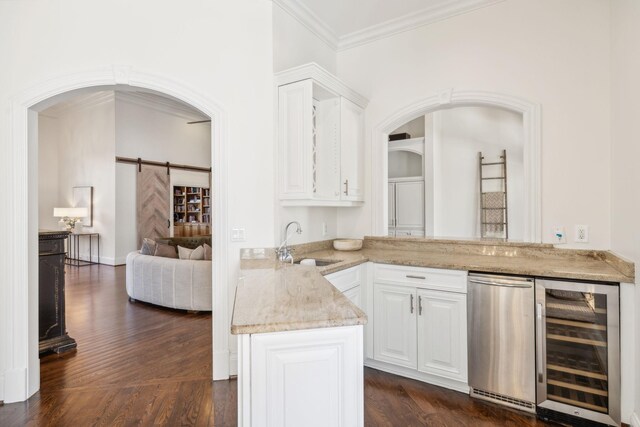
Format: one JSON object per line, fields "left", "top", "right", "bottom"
{"left": 536, "top": 279, "right": 620, "bottom": 426}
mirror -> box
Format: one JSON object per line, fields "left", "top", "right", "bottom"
{"left": 387, "top": 105, "right": 524, "bottom": 240}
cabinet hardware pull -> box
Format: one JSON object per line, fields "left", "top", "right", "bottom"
{"left": 406, "top": 275, "right": 426, "bottom": 280}
{"left": 418, "top": 296, "right": 423, "bottom": 316}
{"left": 410, "top": 294, "right": 414, "bottom": 314}
{"left": 536, "top": 302, "right": 545, "bottom": 383}
{"left": 344, "top": 179, "right": 349, "bottom": 195}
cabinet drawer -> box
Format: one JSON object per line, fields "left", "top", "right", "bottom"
{"left": 324, "top": 265, "right": 361, "bottom": 293}
{"left": 373, "top": 263, "right": 467, "bottom": 293}
{"left": 39, "top": 238, "right": 65, "bottom": 255}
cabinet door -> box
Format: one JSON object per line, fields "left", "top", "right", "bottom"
{"left": 340, "top": 97, "right": 364, "bottom": 201}
{"left": 343, "top": 286, "right": 361, "bottom": 309}
{"left": 388, "top": 183, "right": 396, "bottom": 228}
{"left": 250, "top": 326, "right": 363, "bottom": 427}
{"left": 373, "top": 283, "right": 417, "bottom": 369}
{"left": 395, "top": 181, "right": 424, "bottom": 229}
{"left": 279, "top": 80, "right": 313, "bottom": 199}
{"left": 417, "top": 289, "right": 467, "bottom": 382}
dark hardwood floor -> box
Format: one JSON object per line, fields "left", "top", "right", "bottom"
{"left": 0, "top": 264, "right": 552, "bottom": 426}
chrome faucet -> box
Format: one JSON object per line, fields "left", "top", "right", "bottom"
{"left": 277, "top": 221, "right": 302, "bottom": 264}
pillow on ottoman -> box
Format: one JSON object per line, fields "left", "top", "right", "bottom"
{"left": 154, "top": 243, "right": 178, "bottom": 258}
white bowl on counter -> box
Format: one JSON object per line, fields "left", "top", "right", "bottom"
{"left": 333, "top": 239, "right": 363, "bottom": 251}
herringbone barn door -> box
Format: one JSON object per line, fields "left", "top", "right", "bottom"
{"left": 137, "top": 166, "right": 170, "bottom": 247}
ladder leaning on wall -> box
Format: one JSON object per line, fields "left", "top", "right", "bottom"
{"left": 478, "top": 149, "right": 508, "bottom": 239}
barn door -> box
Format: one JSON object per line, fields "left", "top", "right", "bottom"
{"left": 137, "top": 165, "right": 170, "bottom": 247}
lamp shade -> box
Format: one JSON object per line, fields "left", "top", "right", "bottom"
{"left": 53, "top": 207, "right": 88, "bottom": 218}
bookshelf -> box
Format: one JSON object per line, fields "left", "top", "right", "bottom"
{"left": 173, "top": 186, "right": 211, "bottom": 237}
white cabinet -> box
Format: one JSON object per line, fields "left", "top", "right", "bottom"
{"left": 416, "top": 289, "right": 467, "bottom": 382}
{"left": 388, "top": 180, "right": 424, "bottom": 236}
{"left": 340, "top": 97, "right": 364, "bottom": 201}
{"left": 325, "top": 264, "right": 362, "bottom": 309}
{"left": 239, "top": 325, "right": 364, "bottom": 427}
{"left": 276, "top": 64, "right": 368, "bottom": 207}
{"left": 373, "top": 283, "right": 417, "bottom": 369}
{"left": 369, "top": 263, "right": 468, "bottom": 391}
{"left": 388, "top": 183, "right": 396, "bottom": 229}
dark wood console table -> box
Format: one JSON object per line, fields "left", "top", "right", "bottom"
{"left": 39, "top": 230, "right": 77, "bottom": 355}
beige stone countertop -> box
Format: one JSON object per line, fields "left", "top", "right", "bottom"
{"left": 231, "top": 263, "right": 368, "bottom": 335}
{"left": 303, "top": 247, "right": 634, "bottom": 283}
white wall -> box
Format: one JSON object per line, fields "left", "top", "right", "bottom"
{"left": 114, "top": 93, "right": 211, "bottom": 262}
{"left": 53, "top": 94, "right": 117, "bottom": 264}
{"left": 0, "top": 0, "right": 275, "bottom": 402}
{"left": 38, "top": 115, "right": 60, "bottom": 231}
{"left": 431, "top": 106, "right": 523, "bottom": 240}
{"left": 610, "top": 0, "right": 640, "bottom": 423}
{"left": 391, "top": 115, "right": 425, "bottom": 139}
{"left": 336, "top": 0, "right": 612, "bottom": 249}
{"left": 273, "top": 3, "right": 337, "bottom": 74}
{"left": 273, "top": 2, "right": 340, "bottom": 244}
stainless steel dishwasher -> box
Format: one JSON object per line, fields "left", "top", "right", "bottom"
{"left": 468, "top": 273, "right": 536, "bottom": 412}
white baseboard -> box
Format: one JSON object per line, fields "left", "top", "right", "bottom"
{"left": 74, "top": 254, "right": 118, "bottom": 266}
{"left": 364, "top": 358, "right": 469, "bottom": 394}
{"left": 3, "top": 368, "right": 27, "bottom": 403}
{"left": 229, "top": 352, "right": 238, "bottom": 376}
{"left": 631, "top": 412, "right": 640, "bottom": 427}
{"left": 213, "top": 349, "right": 230, "bottom": 380}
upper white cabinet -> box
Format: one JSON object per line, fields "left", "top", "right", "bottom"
{"left": 276, "top": 64, "right": 368, "bottom": 207}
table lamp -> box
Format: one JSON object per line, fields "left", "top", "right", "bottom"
{"left": 53, "top": 207, "right": 88, "bottom": 232}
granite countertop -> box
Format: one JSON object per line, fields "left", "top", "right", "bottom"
{"left": 301, "top": 237, "right": 635, "bottom": 283}
{"left": 231, "top": 263, "right": 368, "bottom": 335}
{"left": 231, "top": 236, "right": 634, "bottom": 336}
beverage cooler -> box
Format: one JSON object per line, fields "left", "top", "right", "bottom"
{"left": 535, "top": 279, "right": 620, "bottom": 426}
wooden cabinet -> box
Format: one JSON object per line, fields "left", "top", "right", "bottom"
{"left": 39, "top": 231, "right": 76, "bottom": 355}
{"left": 373, "top": 283, "right": 417, "bottom": 369}
{"left": 276, "top": 64, "right": 368, "bottom": 207}
{"left": 238, "top": 325, "right": 364, "bottom": 427}
{"left": 368, "top": 263, "right": 468, "bottom": 391}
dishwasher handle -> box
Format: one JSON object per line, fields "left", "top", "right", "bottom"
{"left": 469, "top": 278, "right": 533, "bottom": 288}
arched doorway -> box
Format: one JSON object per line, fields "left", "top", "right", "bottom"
{"left": 371, "top": 89, "right": 542, "bottom": 242}
{"left": 4, "top": 66, "right": 230, "bottom": 402}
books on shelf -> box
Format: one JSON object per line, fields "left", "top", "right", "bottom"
{"left": 173, "top": 185, "right": 211, "bottom": 225}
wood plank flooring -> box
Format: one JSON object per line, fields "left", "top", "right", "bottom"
{"left": 0, "top": 264, "right": 553, "bottom": 426}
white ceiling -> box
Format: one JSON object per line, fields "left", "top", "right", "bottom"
{"left": 276, "top": 0, "right": 505, "bottom": 50}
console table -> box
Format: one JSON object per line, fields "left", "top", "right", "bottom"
{"left": 66, "top": 232, "right": 100, "bottom": 267}
{"left": 39, "top": 230, "right": 77, "bottom": 355}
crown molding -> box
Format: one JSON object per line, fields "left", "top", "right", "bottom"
{"left": 272, "top": 0, "right": 339, "bottom": 50}
{"left": 274, "top": 0, "right": 505, "bottom": 53}
{"left": 115, "top": 91, "right": 209, "bottom": 122}
{"left": 338, "top": 0, "right": 505, "bottom": 51}
{"left": 275, "top": 62, "right": 369, "bottom": 108}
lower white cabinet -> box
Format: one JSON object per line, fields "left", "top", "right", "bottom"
{"left": 416, "top": 289, "right": 467, "bottom": 382}
{"left": 325, "top": 265, "right": 362, "bottom": 309}
{"left": 373, "top": 283, "right": 417, "bottom": 369}
{"left": 368, "top": 263, "right": 468, "bottom": 392}
{"left": 239, "top": 325, "right": 364, "bottom": 427}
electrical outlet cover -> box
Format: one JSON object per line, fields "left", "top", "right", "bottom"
{"left": 575, "top": 225, "right": 589, "bottom": 243}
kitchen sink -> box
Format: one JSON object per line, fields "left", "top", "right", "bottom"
{"left": 294, "top": 259, "right": 341, "bottom": 267}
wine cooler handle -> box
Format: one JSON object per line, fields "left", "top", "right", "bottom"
{"left": 536, "top": 302, "right": 545, "bottom": 383}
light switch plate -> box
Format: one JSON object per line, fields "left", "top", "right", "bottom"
{"left": 231, "top": 228, "right": 246, "bottom": 242}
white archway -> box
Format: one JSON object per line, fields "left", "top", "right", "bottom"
{"left": 372, "top": 89, "right": 541, "bottom": 242}
{"left": 3, "top": 65, "right": 230, "bottom": 403}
